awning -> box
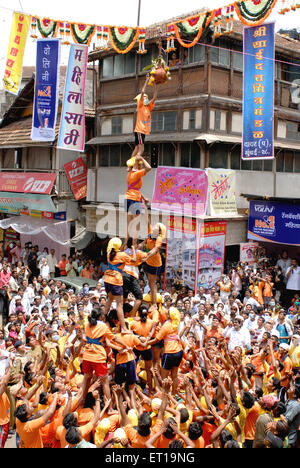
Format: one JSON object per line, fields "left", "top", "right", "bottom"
{"left": 195, "top": 133, "right": 300, "bottom": 151}
{"left": 0, "top": 215, "right": 70, "bottom": 246}
{"left": 69, "top": 228, "right": 94, "bottom": 249}
{"left": 86, "top": 132, "right": 199, "bottom": 146}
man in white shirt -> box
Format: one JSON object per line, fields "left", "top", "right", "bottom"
{"left": 46, "top": 249, "right": 58, "bottom": 278}
{"left": 223, "top": 317, "right": 251, "bottom": 351}
{"left": 276, "top": 250, "right": 292, "bottom": 277}
{"left": 285, "top": 259, "right": 300, "bottom": 308}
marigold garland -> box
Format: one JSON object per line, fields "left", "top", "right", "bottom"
{"left": 173, "top": 11, "right": 216, "bottom": 48}
{"left": 234, "top": 0, "right": 278, "bottom": 26}
{"left": 108, "top": 26, "right": 140, "bottom": 54}
{"left": 70, "top": 23, "right": 96, "bottom": 45}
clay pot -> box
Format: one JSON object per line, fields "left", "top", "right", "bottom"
{"left": 153, "top": 67, "right": 168, "bottom": 85}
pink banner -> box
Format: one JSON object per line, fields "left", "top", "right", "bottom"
{"left": 0, "top": 172, "right": 56, "bottom": 194}
{"left": 151, "top": 167, "right": 208, "bottom": 216}
{"left": 57, "top": 44, "right": 88, "bottom": 152}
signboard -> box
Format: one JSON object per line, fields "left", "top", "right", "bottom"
{"left": 58, "top": 44, "right": 88, "bottom": 152}
{"left": 242, "top": 22, "right": 275, "bottom": 160}
{"left": 165, "top": 216, "right": 198, "bottom": 292}
{"left": 64, "top": 157, "right": 87, "bottom": 200}
{"left": 248, "top": 200, "right": 300, "bottom": 246}
{"left": 0, "top": 192, "right": 57, "bottom": 213}
{"left": 197, "top": 221, "right": 227, "bottom": 289}
{"left": 206, "top": 168, "right": 237, "bottom": 216}
{"left": 152, "top": 167, "right": 208, "bottom": 217}
{"left": 31, "top": 38, "right": 60, "bottom": 142}
{"left": 240, "top": 242, "right": 258, "bottom": 264}
{"left": 0, "top": 173, "right": 56, "bottom": 195}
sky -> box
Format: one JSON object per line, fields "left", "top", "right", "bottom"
{"left": 0, "top": 0, "right": 299, "bottom": 88}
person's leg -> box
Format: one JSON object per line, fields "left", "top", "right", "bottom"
{"left": 144, "top": 360, "right": 153, "bottom": 394}
{"left": 101, "top": 375, "right": 113, "bottom": 412}
{"left": 115, "top": 296, "right": 128, "bottom": 333}
{"left": 170, "top": 367, "right": 179, "bottom": 395}
{"left": 5, "top": 387, "right": 15, "bottom": 431}
{"left": 0, "top": 422, "right": 9, "bottom": 448}
{"left": 104, "top": 292, "right": 113, "bottom": 315}
{"left": 147, "top": 273, "right": 158, "bottom": 306}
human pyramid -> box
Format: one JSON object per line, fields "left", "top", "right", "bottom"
{"left": 0, "top": 72, "right": 300, "bottom": 450}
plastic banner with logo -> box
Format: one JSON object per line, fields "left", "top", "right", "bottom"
{"left": 58, "top": 44, "right": 88, "bottom": 152}
{"left": 64, "top": 157, "right": 87, "bottom": 200}
{"left": 164, "top": 217, "right": 198, "bottom": 292}
{"left": 3, "top": 12, "right": 31, "bottom": 95}
{"left": 0, "top": 192, "right": 56, "bottom": 213}
{"left": 206, "top": 168, "right": 237, "bottom": 216}
{"left": 0, "top": 172, "right": 56, "bottom": 195}
{"left": 248, "top": 200, "right": 300, "bottom": 246}
{"left": 242, "top": 22, "right": 275, "bottom": 160}
{"left": 31, "top": 38, "right": 61, "bottom": 142}
{"left": 197, "top": 221, "right": 227, "bottom": 289}
{"left": 152, "top": 167, "right": 208, "bottom": 217}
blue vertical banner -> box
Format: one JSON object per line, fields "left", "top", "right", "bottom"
{"left": 31, "top": 38, "right": 60, "bottom": 142}
{"left": 242, "top": 22, "right": 275, "bottom": 160}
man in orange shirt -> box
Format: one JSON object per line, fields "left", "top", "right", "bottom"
{"left": 58, "top": 254, "right": 68, "bottom": 277}
{"left": 132, "top": 73, "right": 157, "bottom": 159}
{"left": 15, "top": 392, "right": 59, "bottom": 448}
{"left": 0, "top": 360, "right": 11, "bottom": 448}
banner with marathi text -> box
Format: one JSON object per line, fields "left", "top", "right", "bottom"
{"left": 31, "top": 38, "right": 60, "bottom": 142}
{"left": 242, "top": 22, "right": 275, "bottom": 160}
{"left": 57, "top": 43, "right": 88, "bottom": 152}
{"left": 197, "top": 221, "right": 227, "bottom": 289}
{"left": 164, "top": 216, "right": 198, "bottom": 292}
{"left": 152, "top": 167, "right": 208, "bottom": 217}
{"left": 248, "top": 200, "right": 300, "bottom": 246}
{"left": 3, "top": 12, "right": 30, "bottom": 95}
{"left": 206, "top": 168, "right": 237, "bottom": 216}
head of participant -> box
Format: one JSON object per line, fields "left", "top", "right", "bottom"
{"left": 107, "top": 237, "right": 122, "bottom": 262}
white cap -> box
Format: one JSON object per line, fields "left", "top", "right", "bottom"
{"left": 271, "top": 330, "right": 280, "bottom": 339}
{"left": 279, "top": 343, "right": 290, "bottom": 351}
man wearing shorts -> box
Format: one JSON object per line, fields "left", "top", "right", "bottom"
{"left": 123, "top": 238, "right": 148, "bottom": 316}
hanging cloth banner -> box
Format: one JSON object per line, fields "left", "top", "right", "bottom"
{"left": 206, "top": 168, "right": 237, "bottom": 216}
{"left": 151, "top": 166, "right": 208, "bottom": 217}
{"left": 31, "top": 39, "right": 60, "bottom": 142}
{"left": 3, "top": 12, "right": 31, "bottom": 95}
{"left": 242, "top": 22, "right": 275, "bottom": 160}
{"left": 57, "top": 43, "right": 88, "bottom": 152}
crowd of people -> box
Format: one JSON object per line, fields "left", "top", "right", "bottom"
{"left": 0, "top": 232, "right": 299, "bottom": 450}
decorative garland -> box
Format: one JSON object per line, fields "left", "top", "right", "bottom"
{"left": 173, "top": 11, "right": 215, "bottom": 48}
{"left": 37, "top": 18, "right": 58, "bottom": 38}
{"left": 70, "top": 23, "right": 96, "bottom": 45}
{"left": 234, "top": 0, "right": 278, "bottom": 25}
{"left": 108, "top": 26, "right": 140, "bottom": 54}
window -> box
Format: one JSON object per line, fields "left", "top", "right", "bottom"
{"left": 209, "top": 143, "right": 227, "bottom": 168}
{"left": 230, "top": 146, "right": 273, "bottom": 171}
{"left": 230, "top": 145, "right": 241, "bottom": 170}
{"left": 102, "top": 52, "right": 136, "bottom": 78}
{"left": 100, "top": 145, "right": 121, "bottom": 166}
{"left": 161, "top": 143, "right": 175, "bottom": 166}
{"left": 211, "top": 40, "right": 230, "bottom": 67}
{"left": 111, "top": 117, "right": 122, "bottom": 135}
{"left": 180, "top": 143, "right": 201, "bottom": 168}
{"left": 139, "top": 45, "right": 159, "bottom": 72}
{"left": 183, "top": 109, "right": 202, "bottom": 130}
{"left": 187, "top": 44, "right": 205, "bottom": 64}
{"left": 233, "top": 51, "right": 243, "bottom": 71}
{"left": 286, "top": 122, "right": 300, "bottom": 141}
{"left": 210, "top": 109, "right": 227, "bottom": 131}
{"left": 151, "top": 111, "right": 177, "bottom": 132}
{"left": 276, "top": 150, "right": 298, "bottom": 173}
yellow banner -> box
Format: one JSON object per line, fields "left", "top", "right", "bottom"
{"left": 3, "top": 12, "right": 30, "bottom": 95}
{"left": 207, "top": 168, "right": 237, "bottom": 216}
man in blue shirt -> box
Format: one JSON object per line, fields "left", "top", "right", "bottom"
{"left": 284, "top": 383, "right": 300, "bottom": 448}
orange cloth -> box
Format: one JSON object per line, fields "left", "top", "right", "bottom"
{"left": 244, "top": 402, "right": 260, "bottom": 441}
{"left": 146, "top": 226, "right": 163, "bottom": 268}
{"left": 125, "top": 169, "right": 146, "bottom": 202}
{"left": 115, "top": 333, "right": 141, "bottom": 365}
{"left": 134, "top": 99, "right": 155, "bottom": 135}
{"left": 131, "top": 319, "right": 154, "bottom": 351}
{"left": 155, "top": 321, "right": 183, "bottom": 354}
{"left": 83, "top": 322, "right": 114, "bottom": 364}
{"left": 16, "top": 416, "right": 45, "bottom": 449}
{"left": 104, "top": 251, "right": 134, "bottom": 286}
{"left": 58, "top": 259, "right": 68, "bottom": 276}
{"left": 0, "top": 393, "right": 10, "bottom": 426}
